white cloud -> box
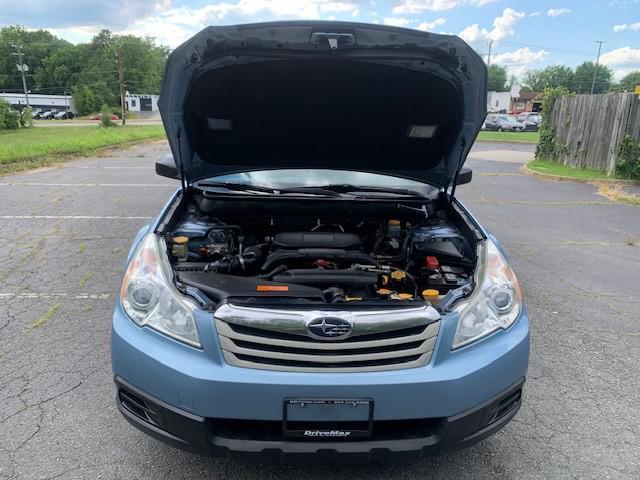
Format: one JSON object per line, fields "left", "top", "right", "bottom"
{"left": 391, "top": 0, "right": 496, "bottom": 15}
{"left": 383, "top": 17, "right": 412, "bottom": 27}
{"left": 459, "top": 8, "right": 525, "bottom": 44}
{"left": 600, "top": 46, "right": 640, "bottom": 66}
{"left": 392, "top": 0, "right": 461, "bottom": 13}
{"left": 491, "top": 48, "right": 548, "bottom": 79}
{"left": 416, "top": 18, "right": 447, "bottom": 31}
{"left": 547, "top": 8, "right": 572, "bottom": 17}
{"left": 613, "top": 22, "right": 640, "bottom": 32}
{"left": 105, "top": 1, "right": 364, "bottom": 47}
{"left": 157, "top": 1, "right": 361, "bottom": 26}
{"left": 528, "top": 11, "right": 542, "bottom": 17}
{"left": 492, "top": 47, "right": 548, "bottom": 65}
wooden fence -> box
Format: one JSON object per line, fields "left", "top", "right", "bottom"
{"left": 548, "top": 93, "right": 640, "bottom": 174}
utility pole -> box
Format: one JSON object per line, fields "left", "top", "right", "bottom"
{"left": 487, "top": 40, "right": 493, "bottom": 66}
{"left": 116, "top": 46, "right": 126, "bottom": 126}
{"left": 590, "top": 40, "right": 604, "bottom": 94}
{"left": 11, "top": 43, "right": 30, "bottom": 107}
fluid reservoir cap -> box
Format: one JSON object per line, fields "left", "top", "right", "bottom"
{"left": 422, "top": 289, "right": 440, "bottom": 298}
{"left": 173, "top": 236, "right": 190, "bottom": 245}
{"left": 390, "top": 270, "right": 406, "bottom": 281}
{"left": 388, "top": 219, "right": 401, "bottom": 225}
{"left": 398, "top": 293, "right": 413, "bottom": 300}
{"left": 378, "top": 288, "right": 392, "bottom": 296}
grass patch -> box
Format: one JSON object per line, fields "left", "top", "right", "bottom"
{"left": 527, "top": 159, "right": 614, "bottom": 181}
{"left": 0, "top": 125, "right": 166, "bottom": 175}
{"left": 477, "top": 131, "right": 539, "bottom": 143}
{"left": 26, "top": 303, "right": 61, "bottom": 331}
{"left": 598, "top": 185, "right": 640, "bottom": 207}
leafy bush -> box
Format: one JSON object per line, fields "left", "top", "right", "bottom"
{"left": 19, "top": 106, "right": 33, "bottom": 128}
{"left": 0, "top": 99, "right": 19, "bottom": 130}
{"left": 100, "top": 104, "right": 116, "bottom": 128}
{"left": 535, "top": 86, "right": 572, "bottom": 161}
{"left": 616, "top": 135, "right": 640, "bottom": 180}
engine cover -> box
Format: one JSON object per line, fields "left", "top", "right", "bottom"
{"left": 273, "top": 232, "right": 360, "bottom": 250}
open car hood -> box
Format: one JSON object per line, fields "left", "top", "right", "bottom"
{"left": 158, "top": 21, "right": 487, "bottom": 189}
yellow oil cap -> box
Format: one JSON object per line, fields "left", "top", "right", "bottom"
{"left": 422, "top": 289, "right": 440, "bottom": 298}
{"left": 398, "top": 293, "right": 413, "bottom": 300}
{"left": 390, "top": 270, "right": 406, "bottom": 281}
{"left": 173, "top": 236, "right": 190, "bottom": 245}
{"left": 388, "top": 219, "right": 401, "bottom": 225}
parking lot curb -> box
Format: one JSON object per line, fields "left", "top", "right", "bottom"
{"left": 522, "top": 163, "right": 640, "bottom": 186}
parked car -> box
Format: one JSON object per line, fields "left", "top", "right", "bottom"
{"left": 112, "top": 22, "right": 529, "bottom": 462}
{"left": 31, "top": 109, "right": 44, "bottom": 119}
{"left": 89, "top": 112, "right": 119, "bottom": 121}
{"left": 53, "top": 111, "right": 74, "bottom": 120}
{"left": 39, "top": 110, "right": 56, "bottom": 120}
{"left": 517, "top": 113, "right": 542, "bottom": 132}
{"left": 484, "top": 114, "right": 526, "bottom": 132}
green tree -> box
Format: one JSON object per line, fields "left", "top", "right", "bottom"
{"left": 573, "top": 61, "right": 613, "bottom": 94}
{"left": 524, "top": 65, "right": 575, "bottom": 92}
{"left": 617, "top": 71, "right": 640, "bottom": 92}
{"left": 487, "top": 64, "right": 508, "bottom": 92}
{"left": 73, "top": 86, "right": 100, "bottom": 115}
{"left": 1, "top": 26, "right": 168, "bottom": 111}
{"left": 33, "top": 43, "right": 83, "bottom": 92}
{"left": 0, "top": 26, "right": 70, "bottom": 91}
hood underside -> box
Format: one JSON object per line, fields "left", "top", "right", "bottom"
{"left": 159, "top": 22, "right": 487, "bottom": 188}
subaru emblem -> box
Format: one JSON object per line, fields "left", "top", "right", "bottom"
{"left": 307, "top": 317, "right": 353, "bottom": 340}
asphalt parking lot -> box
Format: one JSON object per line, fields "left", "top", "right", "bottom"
{"left": 1, "top": 140, "right": 639, "bottom": 479}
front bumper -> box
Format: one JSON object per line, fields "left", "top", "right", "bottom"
{"left": 112, "top": 301, "right": 529, "bottom": 460}
{"left": 115, "top": 375, "right": 524, "bottom": 461}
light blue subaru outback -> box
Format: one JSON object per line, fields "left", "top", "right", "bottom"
{"left": 112, "top": 21, "right": 529, "bottom": 462}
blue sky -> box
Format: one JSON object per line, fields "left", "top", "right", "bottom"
{"left": 3, "top": 0, "right": 640, "bottom": 80}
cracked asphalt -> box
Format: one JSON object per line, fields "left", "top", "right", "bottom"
{"left": 1, "top": 140, "right": 639, "bottom": 479}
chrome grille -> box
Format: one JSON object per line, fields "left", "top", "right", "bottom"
{"left": 214, "top": 304, "right": 440, "bottom": 373}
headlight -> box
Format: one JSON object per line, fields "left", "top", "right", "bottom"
{"left": 453, "top": 239, "right": 522, "bottom": 349}
{"left": 120, "top": 233, "right": 200, "bottom": 347}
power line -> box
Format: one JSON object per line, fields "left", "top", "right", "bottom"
{"left": 497, "top": 40, "right": 594, "bottom": 56}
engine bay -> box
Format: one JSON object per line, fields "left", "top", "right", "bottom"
{"left": 163, "top": 194, "right": 478, "bottom": 306}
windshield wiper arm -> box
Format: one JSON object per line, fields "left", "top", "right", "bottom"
{"left": 196, "top": 181, "right": 276, "bottom": 193}
{"left": 319, "top": 184, "right": 427, "bottom": 197}
{"left": 196, "top": 182, "right": 343, "bottom": 197}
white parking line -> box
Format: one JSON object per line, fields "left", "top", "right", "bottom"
{"left": 0, "top": 215, "right": 152, "bottom": 220}
{"left": 0, "top": 182, "right": 176, "bottom": 187}
{"left": 68, "top": 166, "right": 153, "bottom": 170}
{"left": 0, "top": 292, "right": 111, "bottom": 299}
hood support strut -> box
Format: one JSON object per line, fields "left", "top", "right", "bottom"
{"left": 176, "top": 128, "right": 189, "bottom": 192}
{"left": 448, "top": 137, "right": 467, "bottom": 205}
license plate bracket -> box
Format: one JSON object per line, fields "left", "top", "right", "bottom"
{"left": 283, "top": 398, "right": 374, "bottom": 439}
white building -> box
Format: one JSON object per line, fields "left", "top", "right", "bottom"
{"left": 0, "top": 92, "right": 75, "bottom": 112}
{"left": 486, "top": 91, "right": 511, "bottom": 113}
{"left": 125, "top": 94, "right": 160, "bottom": 113}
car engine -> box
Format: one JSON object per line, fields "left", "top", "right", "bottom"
{"left": 165, "top": 198, "right": 475, "bottom": 306}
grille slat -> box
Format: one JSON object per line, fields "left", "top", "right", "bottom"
{"left": 219, "top": 333, "right": 437, "bottom": 364}
{"left": 213, "top": 307, "right": 440, "bottom": 373}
